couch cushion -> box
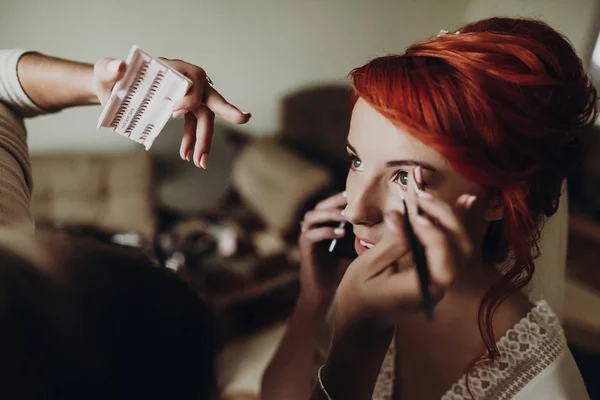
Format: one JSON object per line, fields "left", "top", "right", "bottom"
{"left": 30, "top": 151, "right": 155, "bottom": 238}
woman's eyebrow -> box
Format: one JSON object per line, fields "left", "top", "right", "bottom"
{"left": 346, "top": 142, "right": 436, "bottom": 172}
{"left": 346, "top": 142, "right": 358, "bottom": 154}
{"left": 385, "top": 160, "right": 437, "bottom": 172}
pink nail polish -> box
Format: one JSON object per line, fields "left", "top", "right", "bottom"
{"left": 415, "top": 166, "right": 422, "bottom": 182}
{"left": 200, "top": 153, "right": 208, "bottom": 169}
{"left": 466, "top": 195, "right": 477, "bottom": 209}
{"left": 412, "top": 166, "right": 432, "bottom": 199}
{"left": 172, "top": 109, "right": 187, "bottom": 118}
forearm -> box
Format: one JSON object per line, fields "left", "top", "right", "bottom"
{"left": 261, "top": 294, "right": 331, "bottom": 400}
{"left": 17, "top": 52, "right": 98, "bottom": 111}
{"left": 310, "top": 323, "right": 394, "bottom": 400}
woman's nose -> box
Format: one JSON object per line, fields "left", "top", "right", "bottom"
{"left": 344, "top": 185, "right": 383, "bottom": 226}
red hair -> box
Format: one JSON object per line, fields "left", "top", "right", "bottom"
{"left": 350, "top": 17, "right": 597, "bottom": 366}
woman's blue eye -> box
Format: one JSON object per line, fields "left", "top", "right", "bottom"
{"left": 394, "top": 170, "right": 409, "bottom": 187}
{"left": 347, "top": 155, "right": 363, "bottom": 170}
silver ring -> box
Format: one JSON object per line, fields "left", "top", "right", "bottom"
{"left": 206, "top": 75, "right": 214, "bottom": 86}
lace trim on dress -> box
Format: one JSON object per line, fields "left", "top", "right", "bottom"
{"left": 372, "top": 334, "right": 396, "bottom": 400}
{"left": 370, "top": 301, "right": 565, "bottom": 400}
{"left": 441, "top": 300, "right": 565, "bottom": 400}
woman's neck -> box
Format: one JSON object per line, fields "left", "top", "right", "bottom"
{"left": 393, "top": 258, "right": 533, "bottom": 400}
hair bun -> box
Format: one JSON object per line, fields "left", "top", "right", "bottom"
{"left": 459, "top": 17, "right": 598, "bottom": 135}
{"left": 441, "top": 18, "right": 597, "bottom": 217}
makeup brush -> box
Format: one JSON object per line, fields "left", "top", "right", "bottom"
{"left": 402, "top": 168, "right": 433, "bottom": 319}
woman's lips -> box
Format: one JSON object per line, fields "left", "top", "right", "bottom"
{"left": 354, "top": 236, "right": 375, "bottom": 255}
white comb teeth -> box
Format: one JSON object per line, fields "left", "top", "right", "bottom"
{"left": 97, "top": 46, "right": 192, "bottom": 150}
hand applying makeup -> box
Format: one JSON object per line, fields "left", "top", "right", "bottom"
{"left": 335, "top": 167, "right": 478, "bottom": 329}
{"left": 317, "top": 178, "right": 477, "bottom": 399}
{"left": 404, "top": 166, "right": 433, "bottom": 318}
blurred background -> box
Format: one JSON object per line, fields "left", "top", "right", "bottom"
{"left": 1, "top": 0, "right": 599, "bottom": 399}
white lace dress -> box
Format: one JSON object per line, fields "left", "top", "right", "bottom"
{"left": 316, "top": 301, "right": 589, "bottom": 399}
{"left": 374, "top": 301, "right": 588, "bottom": 399}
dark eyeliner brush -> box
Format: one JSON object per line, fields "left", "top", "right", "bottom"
{"left": 404, "top": 171, "right": 433, "bottom": 319}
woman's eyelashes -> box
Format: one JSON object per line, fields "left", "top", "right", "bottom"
{"left": 393, "top": 169, "right": 427, "bottom": 192}
{"left": 346, "top": 152, "right": 428, "bottom": 193}
{"left": 393, "top": 170, "right": 409, "bottom": 191}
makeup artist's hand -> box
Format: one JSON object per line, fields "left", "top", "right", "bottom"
{"left": 335, "top": 193, "right": 476, "bottom": 329}
{"left": 298, "top": 192, "right": 350, "bottom": 306}
{"left": 92, "top": 58, "right": 126, "bottom": 106}
{"left": 91, "top": 57, "right": 251, "bottom": 169}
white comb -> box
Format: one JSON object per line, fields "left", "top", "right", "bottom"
{"left": 97, "top": 46, "right": 192, "bottom": 150}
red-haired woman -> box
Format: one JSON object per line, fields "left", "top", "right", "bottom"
{"left": 263, "top": 18, "right": 595, "bottom": 400}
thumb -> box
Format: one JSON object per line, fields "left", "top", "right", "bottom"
{"left": 94, "top": 58, "right": 125, "bottom": 82}
{"left": 92, "top": 58, "right": 125, "bottom": 105}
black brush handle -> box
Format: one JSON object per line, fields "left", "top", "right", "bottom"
{"left": 402, "top": 200, "right": 433, "bottom": 319}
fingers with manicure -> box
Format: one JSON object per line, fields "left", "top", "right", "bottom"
{"left": 162, "top": 58, "right": 251, "bottom": 169}
{"left": 93, "top": 56, "right": 251, "bottom": 169}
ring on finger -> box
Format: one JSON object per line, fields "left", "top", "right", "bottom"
{"left": 206, "top": 75, "right": 214, "bottom": 86}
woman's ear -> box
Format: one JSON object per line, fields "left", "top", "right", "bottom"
{"left": 482, "top": 190, "right": 504, "bottom": 222}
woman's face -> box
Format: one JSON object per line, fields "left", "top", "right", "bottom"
{"left": 345, "top": 99, "right": 489, "bottom": 255}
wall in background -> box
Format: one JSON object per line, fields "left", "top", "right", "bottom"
{"left": 590, "top": 32, "right": 600, "bottom": 84}
{"left": 0, "top": 0, "right": 469, "bottom": 153}
{"left": 1, "top": 0, "right": 598, "bottom": 154}
{"left": 465, "top": 0, "right": 600, "bottom": 65}
{"left": 464, "top": 0, "right": 600, "bottom": 125}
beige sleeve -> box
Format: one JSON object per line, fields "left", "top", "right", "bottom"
{"left": 0, "top": 103, "right": 34, "bottom": 230}
{"left": 0, "top": 49, "right": 46, "bottom": 231}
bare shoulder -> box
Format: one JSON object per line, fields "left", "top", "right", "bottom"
{"left": 492, "top": 290, "right": 536, "bottom": 339}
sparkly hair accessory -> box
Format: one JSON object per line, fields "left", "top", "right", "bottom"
{"left": 437, "top": 29, "right": 461, "bottom": 37}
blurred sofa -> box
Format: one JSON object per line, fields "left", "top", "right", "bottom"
{"left": 30, "top": 150, "right": 156, "bottom": 238}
